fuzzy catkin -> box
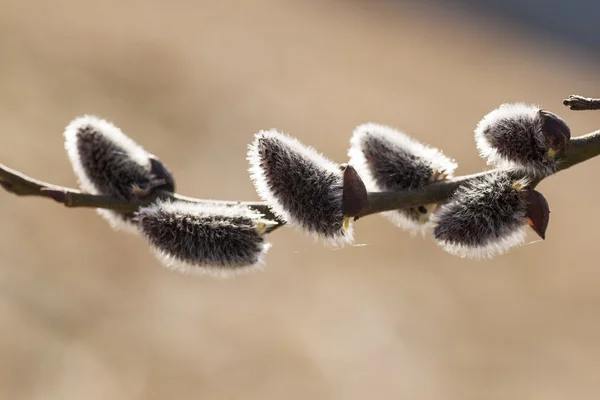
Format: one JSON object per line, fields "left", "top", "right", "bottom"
{"left": 475, "top": 103, "right": 570, "bottom": 176}
{"left": 136, "top": 201, "right": 272, "bottom": 277}
{"left": 248, "top": 129, "right": 352, "bottom": 245}
{"left": 64, "top": 115, "right": 174, "bottom": 231}
{"left": 432, "top": 173, "right": 530, "bottom": 259}
{"left": 348, "top": 123, "right": 457, "bottom": 233}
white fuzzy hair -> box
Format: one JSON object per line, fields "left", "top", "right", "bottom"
{"left": 434, "top": 225, "right": 527, "bottom": 260}
{"left": 248, "top": 129, "right": 353, "bottom": 247}
{"left": 95, "top": 210, "right": 140, "bottom": 234}
{"left": 137, "top": 200, "right": 273, "bottom": 278}
{"left": 382, "top": 205, "right": 438, "bottom": 237}
{"left": 150, "top": 199, "right": 271, "bottom": 221}
{"left": 64, "top": 115, "right": 152, "bottom": 233}
{"left": 474, "top": 103, "right": 553, "bottom": 176}
{"left": 154, "top": 244, "right": 271, "bottom": 279}
{"left": 430, "top": 173, "right": 531, "bottom": 259}
{"left": 348, "top": 123, "right": 457, "bottom": 235}
{"left": 64, "top": 115, "right": 151, "bottom": 193}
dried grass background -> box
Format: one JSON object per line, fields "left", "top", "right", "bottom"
{"left": 1, "top": 1, "right": 600, "bottom": 399}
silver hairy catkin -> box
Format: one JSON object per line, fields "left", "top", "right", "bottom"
{"left": 431, "top": 172, "right": 549, "bottom": 259}
{"left": 475, "top": 103, "right": 571, "bottom": 176}
{"left": 348, "top": 123, "right": 457, "bottom": 234}
{"left": 135, "top": 200, "right": 273, "bottom": 277}
{"left": 248, "top": 129, "right": 354, "bottom": 246}
{"left": 64, "top": 115, "right": 175, "bottom": 232}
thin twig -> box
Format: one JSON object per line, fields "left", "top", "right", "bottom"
{"left": 563, "top": 95, "right": 600, "bottom": 111}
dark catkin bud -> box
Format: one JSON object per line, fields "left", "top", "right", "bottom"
{"left": 475, "top": 103, "right": 571, "bottom": 176}
{"left": 64, "top": 115, "right": 175, "bottom": 232}
{"left": 341, "top": 164, "right": 368, "bottom": 218}
{"left": 135, "top": 200, "right": 273, "bottom": 277}
{"left": 248, "top": 129, "right": 354, "bottom": 245}
{"left": 431, "top": 172, "right": 550, "bottom": 259}
{"left": 348, "top": 123, "right": 457, "bottom": 234}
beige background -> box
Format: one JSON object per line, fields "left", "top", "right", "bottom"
{"left": 1, "top": 1, "right": 600, "bottom": 399}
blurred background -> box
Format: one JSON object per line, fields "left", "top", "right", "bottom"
{"left": 1, "top": 0, "right": 600, "bottom": 399}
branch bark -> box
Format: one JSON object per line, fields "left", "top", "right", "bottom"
{"left": 361, "top": 129, "right": 600, "bottom": 217}
{"left": 0, "top": 163, "right": 284, "bottom": 232}
{"left": 2, "top": 99, "right": 600, "bottom": 230}
{"left": 563, "top": 95, "right": 600, "bottom": 111}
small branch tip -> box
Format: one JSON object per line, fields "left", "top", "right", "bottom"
{"left": 563, "top": 94, "right": 600, "bottom": 111}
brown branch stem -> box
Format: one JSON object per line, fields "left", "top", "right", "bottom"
{"left": 360, "top": 129, "right": 600, "bottom": 217}
{"left": 0, "top": 163, "right": 284, "bottom": 232}
{"left": 2, "top": 100, "right": 600, "bottom": 231}
{"left": 563, "top": 95, "right": 600, "bottom": 111}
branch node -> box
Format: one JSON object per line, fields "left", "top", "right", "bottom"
{"left": 40, "top": 188, "right": 70, "bottom": 205}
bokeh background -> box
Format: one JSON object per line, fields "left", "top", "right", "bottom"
{"left": 1, "top": 1, "right": 600, "bottom": 399}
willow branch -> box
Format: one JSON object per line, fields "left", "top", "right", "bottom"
{"left": 360, "top": 129, "right": 600, "bottom": 217}
{"left": 2, "top": 117, "right": 600, "bottom": 227}
{"left": 0, "top": 163, "right": 284, "bottom": 232}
